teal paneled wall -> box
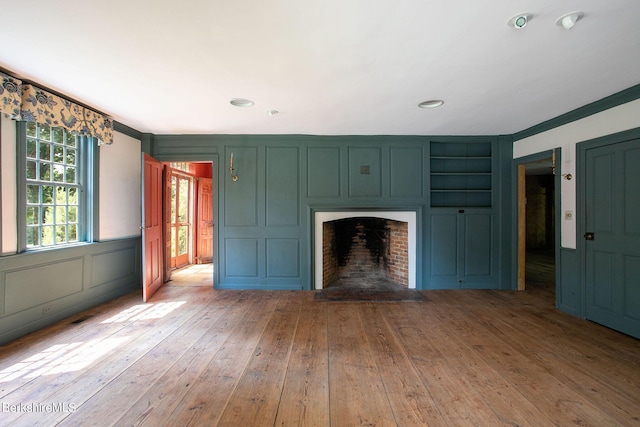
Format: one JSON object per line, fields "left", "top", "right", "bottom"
{"left": 151, "top": 134, "right": 509, "bottom": 290}
{"left": 266, "top": 147, "right": 299, "bottom": 226}
{"left": 0, "top": 238, "right": 141, "bottom": 345}
{"left": 390, "top": 147, "right": 424, "bottom": 198}
{"left": 308, "top": 147, "right": 341, "bottom": 198}
{"left": 348, "top": 147, "right": 382, "bottom": 197}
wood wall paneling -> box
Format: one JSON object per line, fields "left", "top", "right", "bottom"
{"left": 225, "top": 239, "right": 259, "bottom": 277}
{"left": 266, "top": 238, "right": 300, "bottom": 278}
{"left": 4, "top": 258, "right": 83, "bottom": 314}
{"left": 348, "top": 147, "right": 382, "bottom": 198}
{"left": 307, "top": 147, "right": 340, "bottom": 198}
{"left": 266, "top": 147, "right": 299, "bottom": 227}
{"left": 225, "top": 147, "right": 258, "bottom": 227}
{"left": 430, "top": 214, "right": 458, "bottom": 278}
{"left": 90, "top": 247, "right": 138, "bottom": 289}
{"left": 389, "top": 146, "right": 423, "bottom": 198}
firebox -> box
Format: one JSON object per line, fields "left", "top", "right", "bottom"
{"left": 314, "top": 211, "right": 416, "bottom": 289}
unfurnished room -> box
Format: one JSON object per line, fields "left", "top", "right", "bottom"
{"left": 0, "top": 1, "right": 639, "bottom": 425}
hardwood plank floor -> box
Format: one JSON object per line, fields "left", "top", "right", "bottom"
{"left": 1, "top": 280, "right": 639, "bottom": 426}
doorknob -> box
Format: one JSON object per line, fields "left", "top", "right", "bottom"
{"left": 585, "top": 232, "right": 595, "bottom": 241}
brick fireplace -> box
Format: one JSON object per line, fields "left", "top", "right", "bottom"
{"left": 314, "top": 211, "right": 416, "bottom": 289}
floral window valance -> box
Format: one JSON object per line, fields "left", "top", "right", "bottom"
{"left": 1, "top": 71, "right": 22, "bottom": 119}
{"left": 21, "top": 84, "right": 113, "bottom": 145}
{"left": 0, "top": 71, "right": 113, "bottom": 145}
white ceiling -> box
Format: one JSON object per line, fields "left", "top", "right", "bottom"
{"left": 1, "top": 0, "right": 639, "bottom": 136}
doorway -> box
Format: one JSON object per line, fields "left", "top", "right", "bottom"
{"left": 517, "top": 155, "right": 557, "bottom": 300}
{"left": 164, "top": 162, "right": 214, "bottom": 284}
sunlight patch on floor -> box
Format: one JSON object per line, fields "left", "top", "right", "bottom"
{"left": 101, "top": 301, "right": 186, "bottom": 323}
{"left": 0, "top": 336, "right": 130, "bottom": 382}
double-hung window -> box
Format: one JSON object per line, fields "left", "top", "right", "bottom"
{"left": 22, "top": 121, "right": 91, "bottom": 249}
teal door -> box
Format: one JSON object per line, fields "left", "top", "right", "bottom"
{"left": 584, "top": 139, "right": 640, "bottom": 338}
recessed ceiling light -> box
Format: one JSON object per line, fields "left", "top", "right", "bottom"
{"left": 267, "top": 110, "right": 279, "bottom": 116}
{"left": 508, "top": 13, "right": 532, "bottom": 29}
{"left": 230, "top": 98, "right": 254, "bottom": 107}
{"left": 418, "top": 100, "right": 444, "bottom": 109}
{"left": 556, "top": 12, "right": 583, "bottom": 30}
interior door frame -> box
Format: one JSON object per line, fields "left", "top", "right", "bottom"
{"left": 152, "top": 155, "right": 220, "bottom": 286}
{"left": 576, "top": 127, "right": 640, "bottom": 320}
{"left": 512, "top": 149, "right": 562, "bottom": 300}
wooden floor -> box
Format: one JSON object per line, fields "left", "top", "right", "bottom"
{"left": 1, "top": 268, "right": 639, "bottom": 426}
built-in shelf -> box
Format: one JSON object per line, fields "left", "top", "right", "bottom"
{"left": 430, "top": 142, "right": 492, "bottom": 207}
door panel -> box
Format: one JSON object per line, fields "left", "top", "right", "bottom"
{"left": 585, "top": 140, "right": 640, "bottom": 338}
{"left": 142, "top": 153, "right": 164, "bottom": 302}
{"left": 197, "top": 177, "right": 214, "bottom": 263}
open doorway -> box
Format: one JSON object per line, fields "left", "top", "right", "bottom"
{"left": 517, "top": 157, "right": 556, "bottom": 301}
{"left": 164, "top": 161, "right": 214, "bottom": 286}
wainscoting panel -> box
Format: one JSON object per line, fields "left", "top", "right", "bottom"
{"left": 91, "top": 246, "right": 138, "bottom": 289}
{"left": 4, "top": 258, "right": 84, "bottom": 315}
{"left": 225, "top": 239, "right": 259, "bottom": 277}
{"left": 266, "top": 238, "right": 300, "bottom": 278}
{"left": 0, "top": 238, "right": 141, "bottom": 346}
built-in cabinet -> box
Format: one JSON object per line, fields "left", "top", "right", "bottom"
{"left": 430, "top": 141, "right": 492, "bottom": 208}
{"left": 428, "top": 140, "right": 498, "bottom": 289}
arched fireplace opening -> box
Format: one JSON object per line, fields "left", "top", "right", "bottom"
{"left": 323, "top": 217, "right": 408, "bottom": 289}
{"left": 314, "top": 211, "right": 416, "bottom": 290}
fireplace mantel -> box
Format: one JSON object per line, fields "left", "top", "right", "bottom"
{"left": 314, "top": 210, "right": 417, "bottom": 289}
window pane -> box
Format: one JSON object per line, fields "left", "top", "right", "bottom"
{"left": 54, "top": 145, "right": 64, "bottom": 163}
{"left": 171, "top": 227, "right": 177, "bottom": 257}
{"left": 68, "top": 187, "right": 77, "bottom": 205}
{"left": 56, "top": 186, "right": 67, "bottom": 204}
{"left": 40, "top": 163, "right": 51, "bottom": 181}
{"left": 53, "top": 164, "right": 64, "bottom": 182}
{"left": 52, "top": 127, "right": 64, "bottom": 143}
{"left": 178, "top": 178, "right": 188, "bottom": 222}
{"left": 56, "top": 207, "right": 66, "bottom": 224}
{"left": 26, "top": 207, "right": 39, "bottom": 225}
{"left": 42, "top": 186, "right": 54, "bottom": 204}
{"left": 41, "top": 226, "right": 54, "bottom": 246}
{"left": 39, "top": 142, "right": 51, "bottom": 162}
{"left": 65, "top": 167, "right": 76, "bottom": 184}
{"left": 55, "top": 225, "right": 66, "bottom": 243}
{"left": 66, "top": 148, "right": 76, "bottom": 165}
{"left": 68, "top": 224, "right": 77, "bottom": 242}
{"left": 27, "top": 185, "right": 40, "bottom": 203}
{"left": 26, "top": 121, "right": 37, "bottom": 137}
{"left": 42, "top": 206, "right": 54, "bottom": 225}
{"left": 26, "top": 226, "right": 39, "bottom": 247}
{"left": 68, "top": 206, "right": 77, "bottom": 223}
{"left": 26, "top": 161, "right": 37, "bottom": 179}
{"left": 178, "top": 226, "right": 188, "bottom": 255}
{"left": 38, "top": 124, "right": 51, "bottom": 141}
{"left": 27, "top": 138, "right": 37, "bottom": 158}
{"left": 67, "top": 133, "right": 76, "bottom": 147}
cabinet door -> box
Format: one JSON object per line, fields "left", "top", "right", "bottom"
{"left": 428, "top": 210, "right": 496, "bottom": 289}
{"left": 460, "top": 213, "right": 494, "bottom": 288}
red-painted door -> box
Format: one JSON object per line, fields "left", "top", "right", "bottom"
{"left": 196, "top": 177, "right": 214, "bottom": 264}
{"left": 143, "top": 153, "right": 164, "bottom": 302}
